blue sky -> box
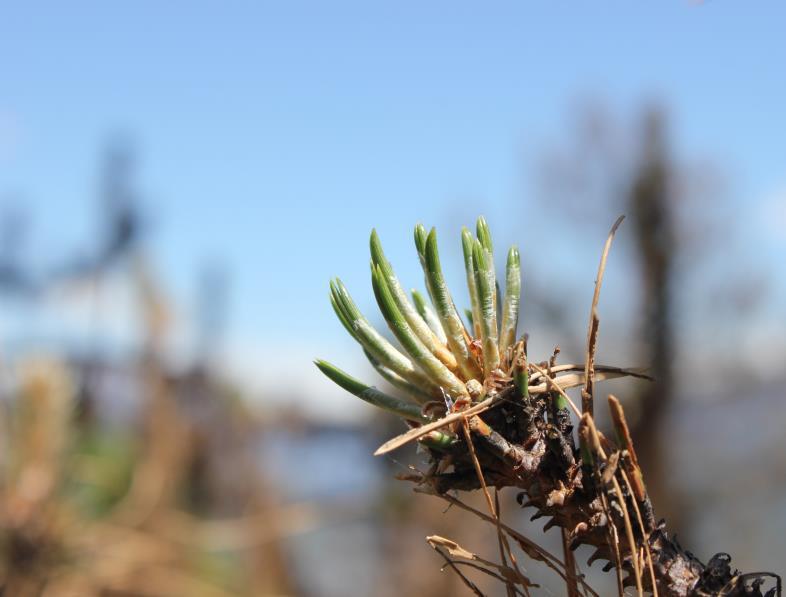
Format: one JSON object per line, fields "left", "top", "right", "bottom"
{"left": 1, "top": 2, "right": 784, "bottom": 416}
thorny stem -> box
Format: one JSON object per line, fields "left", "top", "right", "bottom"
{"left": 412, "top": 377, "right": 779, "bottom": 596}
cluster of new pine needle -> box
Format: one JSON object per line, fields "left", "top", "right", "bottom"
{"left": 316, "top": 216, "right": 780, "bottom": 597}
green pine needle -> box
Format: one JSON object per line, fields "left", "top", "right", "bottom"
{"left": 553, "top": 391, "right": 568, "bottom": 411}
{"left": 499, "top": 245, "right": 521, "bottom": 356}
{"left": 363, "top": 349, "right": 434, "bottom": 404}
{"left": 461, "top": 227, "right": 482, "bottom": 339}
{"left": 414, "top": 223, "right": 428, "bottom": 266}
{"left": 472, "top": 239, "right": 500, "bottom": 374}
{"left": 423, "top": 228, "right": 482, "bottom": 381}
{"left": 464, "top": 308, "right": 474, "bottom": 332}
{"left": 329, "top": 278, "right": 440, "bottom": 395}
{"left": 323, "top": 218, "right": 526, "bottom": 421}
{"left": 411, "top": 289, "right": 447, "bottom": 344}
{"left": 371, "top": 263, "right": 468, "bottom": 398}
{"left": 370, "top": 230, "right": 456, "bottom": 369}
{"left": 314, "top": 360, "right": 426, "bottom": 421}
{"left": 419, "top": 430, "right": 458, "bottom": 451}
{"left": 476, "top": 216, "right": 494, "bottom": 254}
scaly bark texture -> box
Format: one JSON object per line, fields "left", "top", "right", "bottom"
{"left": 416, "top": 375, "right": 780, "bottom": 596}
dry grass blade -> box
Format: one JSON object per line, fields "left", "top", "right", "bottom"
{"left": 528, "top": 369, "right": 643, "bottom": 394}
{"left": 529, "top": 362, "right": 584, "bottom": 418}
{"left": 619, "top": 464, "right": 659, "bottom": 597}
{"left": 496, "top": 490, "right": 528, "bottom": 597}
{"left": 583, "top": 214, "right": 624, "bottom": 416}
{"left": 461, "top": 418, "right": 496, "bottom": 517}
{"left": 375, "top": 393, "right": 498, "bottom": 455}
{"left": 423, "top": 493, "right": 601, "bottom": 597}
{"left": 432, "top": 548, "right": 486, "bottom": 597}
{"left": 460, "top": 419, "right": 523, "bottom": 597}
{"left": 427, "top": 535, "right": 535, "bottom": 594}
{"left": 375, "top": 368, "right": 640, "bottom": 456}
{"left": 580, "top": 414, "right": 625, "bottom": 596}
{"left": 608, "top": 394, "right": 647, "bottom": 501}
{"left": 528, "top": 362, "right": 652, "bottom": 384}
{"left": 562, "top": 526, "right": 580, "bottom": 597}
{"left": 583, "top": 314, "right": 599, "bottom": 415}
{"left": 611, "top": 470, "right": 643, "bottom": 595}
{"left": 582, "top": 412, "right": 643, "bottom": 596}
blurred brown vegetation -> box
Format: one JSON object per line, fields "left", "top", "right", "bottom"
{"left": 0, "top": 145, "right": 299, "bottom": 596}
{"left": 0, "top": 260, "right": 297, "bottom": 596}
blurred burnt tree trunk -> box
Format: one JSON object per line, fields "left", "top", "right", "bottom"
{"left": 535, "top": 104, "right": 684, "bottom": 529}
{"left": 628, "top": 109, "right": 678, "bottom": 529}
{"left": 0, "top": 139, "right": 144, "bottom": 427}
{"left": 69, "top": 139, "right": 143, "bottom": 426}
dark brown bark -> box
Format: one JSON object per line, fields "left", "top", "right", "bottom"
{"left": 629, "top": 108, "right": 679, "bottom": 531}
{"left": 415, "top": 387, "right": 780, "bottom": 597}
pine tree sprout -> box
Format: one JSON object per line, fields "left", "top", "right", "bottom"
{"left": 316, "top": 217, "right": 781, "bottom": 597}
